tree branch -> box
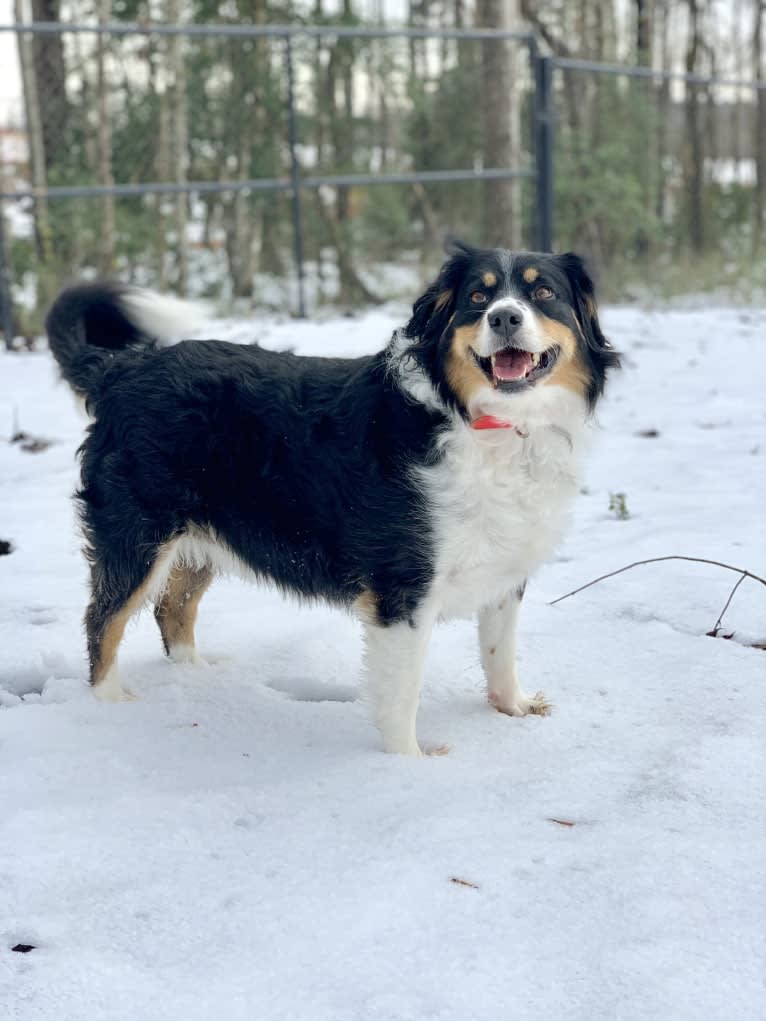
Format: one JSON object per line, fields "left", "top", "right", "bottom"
{"left": 550, "top": 556, "right": 766, "bottom": 606}
{"left": 708, "top": 573, "right": 747, "bottom": 636}
{"left": 520, "top": 0, "right": 575, "bottom": 59}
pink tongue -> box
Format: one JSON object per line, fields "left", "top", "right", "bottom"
{"left": 493, "top": 348, "right": 533, "bottom": 381}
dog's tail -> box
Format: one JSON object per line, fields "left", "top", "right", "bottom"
{"left": 46, "top": 282, "right": 206, "bottom": 406}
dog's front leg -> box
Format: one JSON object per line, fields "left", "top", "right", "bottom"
{"left": 478, "top": 583, "right": 551, "bottom": 717}
{"left": 363, "top": 603, "right": 439, "bottom": 756}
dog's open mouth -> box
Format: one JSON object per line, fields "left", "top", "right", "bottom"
{"left": 471, "top": 345, "right": 559, "bottom": 391}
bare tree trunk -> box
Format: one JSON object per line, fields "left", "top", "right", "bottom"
{"left": 411, "top": 181, "right": 439, "bottom": 254}
{"left": 166, "top": 0, "right": 189, "bottom": 293}
{"left": 732, "top": 0, "right": 744, "bottom": 177}
{"left": 634, "top": 0, "right": 653, "bottom": 258}
{"left": 591, "top": 0, "right": 606, "bottom": 147}
{"left": 151, "top": 40, "right": 171, "bottom": 291}
{"left": 30, "top": 0, "right": 69, "bottom": 175}
{"left": 252, "top": 0, "right": 282, "bottom": 281}
{"left": 521, "top": 0, "right": 600, "bottom": 261}
{"left": 636, "top": 0, "right": 651, "bottom": 63}
{"left": 96, "top": 0, "right": 116, "bottom": 275}
{"left": 314, "top": 0, "right": 329, "bottom": 301}
{"left": 323, "top": 1, "right": 377, "bottom": 306}
{"left": 15, "top": 0, "right": 54, "bottom": 304}
{"left": 0, "top": 207, "right": 18, "bottom": 348}
{"left": 476, "top": 0, "right": 522, "bottom": 248}
{"left": 522, "top": 1, "right": 585, "bottom": 136}
{"left": 224, "top": 122, "right": 255, "bottom": 298}
{"left": 317, "top": 192, "right": 379, "bottom": 305}
{"left": 683, "top": 0, "right": 705, "bottom": 253}
{"left": 336, "top": 0, "right": 355, "bottom": 226}
{"left": 655, "top": 0, "right": 671, "bottom": 221}
{"left": 408, "top": 0, "right": 426, "bottom": 81}
{"left": 754, "top": 1, "right": 765, "bottom": 253}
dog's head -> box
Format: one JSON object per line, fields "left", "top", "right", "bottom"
{"left": 404, "top": 242, "right": 619, "bottom": 419}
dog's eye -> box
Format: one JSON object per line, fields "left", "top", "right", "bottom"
{"left": 534, "top": 285, "right": 554, "bottom": 301}
{"left": 470, "top": 291, "right": 487, "bottom": 305}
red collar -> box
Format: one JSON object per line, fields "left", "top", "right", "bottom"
{"left": 471, "top": 415, "right": 528, "bottom": 437}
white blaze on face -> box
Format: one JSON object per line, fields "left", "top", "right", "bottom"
{"left": 475, "top": 296, "right": 548, "bottom": 358}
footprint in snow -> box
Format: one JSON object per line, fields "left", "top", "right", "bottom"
{"left": 267, "top": 676, "right": 357, "bottom": 703}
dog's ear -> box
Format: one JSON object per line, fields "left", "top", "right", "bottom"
{"left": 405, "top": 244, "right": 473, "bottom": 341}
{"left": 444, "top": 237, "right": 477, "bottom": 259}
{"left": 556, "top": 252, "right": 619, "bottom": 366}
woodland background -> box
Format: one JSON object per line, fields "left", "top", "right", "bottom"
{"left": 1, "top": 0, "right": 765, "bottom": 333}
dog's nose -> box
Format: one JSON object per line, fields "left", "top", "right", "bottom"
{"left": 488, "top": 307, "right": 523, "bottom": 341}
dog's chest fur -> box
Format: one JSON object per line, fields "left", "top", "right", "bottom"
{"left": 423, "top": 421, "right": 583, "bottom": 619}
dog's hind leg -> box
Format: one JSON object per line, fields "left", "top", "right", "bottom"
{"left": 154, "top": 563, "right": 213, "bottom": 664}
{"left": 86, "top": 542, "right": 176, "bottom": 701}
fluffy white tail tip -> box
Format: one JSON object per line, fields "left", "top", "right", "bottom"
{"left": 121, "top": 288, "right": 210, "bottom": 346}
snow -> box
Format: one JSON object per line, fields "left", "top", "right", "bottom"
{"left": 1, "top": 305, "right": 765, "bottom": 1020}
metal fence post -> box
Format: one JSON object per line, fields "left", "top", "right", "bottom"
{"left": 533, "top": 52, "right": 554, "bottom": 252}
{"left": 0, "top": 200, "right": 17, "bottom": 348}
{"left": 284, "top": 33, "right": 307, "bottom": 318}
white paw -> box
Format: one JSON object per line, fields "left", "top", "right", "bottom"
{"left": 489, "top": 688, "right": 552, "bottom": 717}
{"left": 92, "top": 665, "right": 137, "bottom": 702}
{"left": 382, "top": 738, "right": 450, "bottom": 757}
{"left": 93, "top": 682, "right": 137, "bottom": 702}
{"left": 169, "top": 643, "right": 206, "bottom": 666}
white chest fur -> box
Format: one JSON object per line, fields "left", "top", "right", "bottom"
{"left": 422, "top": 391, "right": 588, "bottom": 620}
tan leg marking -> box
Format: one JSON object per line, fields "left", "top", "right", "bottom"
{"left": 92, "top": 582, "right": 151, "bottom": 688}
{"left": 154, "top": 564, "right": 213, "bottom": 656}
{"left": 91, "top": 542, "right": 177, "bottom": 694}
{"left": 352, "top": 588, "right": 380, "bottom": 627}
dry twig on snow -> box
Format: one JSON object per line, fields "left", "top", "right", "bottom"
{"left": 550, "top": 556, "right": 766, "bottom": 641}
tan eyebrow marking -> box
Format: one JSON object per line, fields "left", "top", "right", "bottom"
{"left": 523, "top": 267, "right": 539, "bottom": 284}
{"left": 481, "top": 271, "right": 497, "bottom": 287}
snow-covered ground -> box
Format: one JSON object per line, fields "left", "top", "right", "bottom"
{"left": 1, "top": 305, "right": 764, "bottom": 1020}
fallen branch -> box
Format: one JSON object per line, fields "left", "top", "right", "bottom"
{"left": 708, "top": 573, "right": 747, "bottom": 637}
{"left": 551, "top": 556, "right": 766, "bottom": 606}
{"left": 550, "top": 554, "right": 766, "bottom": 639}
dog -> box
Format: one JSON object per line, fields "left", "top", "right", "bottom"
{"left": 47, "top": 242, "right": 618, "bottom": 755}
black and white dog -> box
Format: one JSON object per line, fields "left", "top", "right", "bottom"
{"left": 48, "top": 243, "right": 618, "bottom": 755}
